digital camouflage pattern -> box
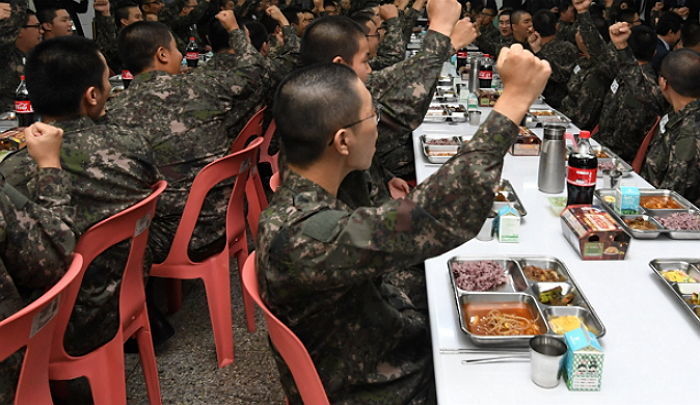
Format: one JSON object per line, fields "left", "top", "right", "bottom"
{"left": 0, "top": 116, "right": 159, "bottom": 356}
{"left": 535, "top": 37, "right": 578, "bottom": 109}
{"left": 643, "top": 100, "right": 700, "bottom": 207}
{"left": 558, "top": 56, "right": 612, "bottom": 130}
{"left": 93, "top": 13, "right": 122, "bottom": 73}
{"left": 257, "top": 111, "right": 519, "bottom": 405}
{"left": 578, "top": 11, "right": 666, "bottom": 162}
{"left": 400, "top": 6, "right": 421, "bottom": 43}
{"left": 371, "top": 16, "right": 407, "bottom": 71}
{"left": 556, "top": 19, "right": 576, "bottom": 45}
{"left": 476, "top": 21, "right": 499, "bottom": 55}
{"left": 0, "top": 0, "right": 27, "bottom": 111}
{"left": 0, "top": 168, "right": 75, "bottom": 404}
{"left": 108, "top": 28, "right": 266, "bottom": 263}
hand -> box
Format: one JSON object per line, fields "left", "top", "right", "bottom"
{"left": 604, "top": 0, "right": 613, "bottom": 7}
{"left": 379, "top": 4, "right": 399, "bottom": 20}
{"left": 450, "top": 17, "right": 477, "bottom": 50}
{"left": 216, "top": 10, "right": 239, "bottom": 31}
{"left": 413, "top": 0, "right": 427, "bottom": 11}
{"left": 312, "top": 0, "right": 324, "bottom": 13}
{"left": 0, "top": 3, "right": 11, "bottom": 20}
{"left": 609, "top": 22, "right": 631, "bottom": 49}
{"left": 528, "top": 31, "right": 542, "bottom": 53}
{"left": 94, "top": 0, "right": 111, "bottom": 16}
{"left": 395, "top": 0, "right": 410, "bottom": 11}
{"left": 387, "top": 177, "right": 410, "bottom": 199}
{"left": 266, "top": 6, "right": 288, "bottom": 25}
{"left": 651, "top": 1, "right": 664, "bottom": 11}
{"left": 427, "top": 0, "right": 462, "bottom": 38}
{"left": 25, "top": 123, "right": 64, "bottom": 169}
{"left": 573, "top": 0, "right": 591, "bottom": 14}
{"left": 493, "top": 44, "right": 551, "bottom": 123}
{"left": 673, "top": 6, "right": 690, "bottom": 18}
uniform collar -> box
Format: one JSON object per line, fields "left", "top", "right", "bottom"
{"left": 281, "top": 170, "right": 345, "bottom": 211}
{"left": 665, "top": 99, "right": 700, "bottom": 130}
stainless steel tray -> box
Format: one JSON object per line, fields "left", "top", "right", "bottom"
{"left": 449, "top": 255, "right": 606, "bottom": 346}
{"left": 525, "top": 108, "right": 571, "bottom": 127}
{"left": 424, "top": 104, "right": 468, "bottom": 123}
{"left": 595, "top": 189, "right": 700, "bottom": 239}
{"left": 649, "top": 259, "right": 700, "bottom": 327}
{"left": 495, "top": 179, "right": 527, "bottom": 217}
{"left": 420, "top": 134, "right": 461, "bottom": 164}
{"left": 565, "top": 144, "right": 633, "bottom": 177}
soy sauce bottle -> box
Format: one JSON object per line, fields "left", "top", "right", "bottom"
{"left": 566, "top": 130, "right": 597, "bottom": 206}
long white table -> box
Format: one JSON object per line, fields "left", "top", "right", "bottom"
{"left": 414, "top": 105, "right": 700, "bottom": 404}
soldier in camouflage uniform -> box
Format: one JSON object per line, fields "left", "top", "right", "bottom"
{"left": 0, "top": 37, "right": 161, "bottom": 356}
{"left": 0, "top": 0, "right": 31, "bottom": 111}
{"left": 159, "top": 0, "right": 210, "bottom": 50}
{"left": 580, "top": 14, "right": 666, "bottom": 162}
{"left": 109, "top": 12, "right": 266, "bottom": 263}
{"left": 0, "top": 123, "right": 76, "bottom": 404}
{"left": 559, "top": 7, "right": 613, "bottom": 130}
{"left": 399, "top": 0, "right": 425, "bottom": 44}
{"left": 529, "top": 9, "right": 578, "bottom": 109}
{"left": 257, "top": 40, "right": 552, "bottom": 405}
{"left": 556, "top": 0, "right": 577, "bottom": 44}
{"left": 642, "top": 49, "right": 700, "bottom": 207}
{"left": 369, "top": 5, "right": 408, "bottom": 71}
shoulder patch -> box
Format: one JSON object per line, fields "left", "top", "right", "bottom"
{"left": 301, "top": 209, "right": 349, "bottom": 243}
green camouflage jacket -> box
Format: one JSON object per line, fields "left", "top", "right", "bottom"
{"left": 535, "top": 37, "right": 578, "bottom": 110}
{"left": 558, "top": 56, "right": 611, "bottom": 130}
{"left": 256, "top": 110, "right": 518, "bottom": 405}
{"left": 370, "top": 16, "right": 408, "bottom": 71}
{"left": 0, "top": 0, "right": 27, "bottom": 111}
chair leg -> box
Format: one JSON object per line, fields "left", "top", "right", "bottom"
{"left": 135, "top": 326, "right": 163, "bottom": 405}
{"left": 201, "top": 268, "right": 235, "bottom": 368}
{"left": 83, "top": 344, "right": 128, "bottom": 405}
{"left": 166, "top": 279, "right": 182, "bottom": 314}
{"left": 235, "top": 247, "right": 257, "bottom": 333}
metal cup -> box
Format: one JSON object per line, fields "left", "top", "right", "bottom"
{"left": 529, "top": 335, "right": 567, "bottom": 388}
{"left": 468, "top": 110, "right": 482, "bottom": 126}
{"left": 476, "top": 213, "right": 495, "bottom": 241}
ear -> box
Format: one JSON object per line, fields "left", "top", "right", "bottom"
{"left": 331, "top": 55, "right": 347, "bottom": 65}
{"left": 84, "top": 86, "right": 99, "bottom": 106}
{"left": 658, "top": 76, "right": 668, "bottom": 91}
{"left": 156, "top": 45, "right": 169, "bottom": 65}
{"left": 41, "top": 22, "right": 51, "bottom": 31}
{"left": 120, "top": 17, "right": 129, "bottom": 27}
{"left": 330, "top": 128, "right": 350, "bottom": 156}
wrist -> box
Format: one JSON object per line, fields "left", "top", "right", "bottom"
{"left": 493, "top": 90, "right": 533, "bottom": 123}
{"left": 428, "top": 22, "right": 454, "bottom": 38}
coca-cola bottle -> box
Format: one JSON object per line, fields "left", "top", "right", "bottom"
{"left": 478, "top": 54, "right": 493, "bottom": 88}
{"left": 455, "top": 50, "right": 468, "bottom": 75}
{"left": 566, "top": 130, "right": 598, "bottom": 206}
{"left": 185, "top": 36, "right": 199, "bottom": 68}
{"left": 15, "top": 75, "right": 35, "bottom": 127}
{"left": 121, "top": 69, "right": 134, "bottom": 89}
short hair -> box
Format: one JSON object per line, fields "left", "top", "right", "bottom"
{"left": 260, "top": 13, "right": 279, "bottom": 35}
{"left": 656, "top": 12, "right": 683, "bottom": 36}
{"left": 115, "top": 1, "right": 139, "bottom": 28}
{"left": 283, "top": 6, "right": 301, "bottom": 25}
{"left": 36, "top": 7, "right": 58, "bottom": 24}
{"left": 207, "top": 17, "right": 230, "bottom": 52}
{"left": 533, "top": 10, "right": 557, "bottom": 36}
{"left": 118, "top": 21, "right": 173, "bottom": 74}
{"left": 682, "top": 21, "right": 700, "bottom": 48}
{"left": 499, "top": 8, "right": 513, "bottom": 18}
{"left": 24, "top": 9, "right": 36, "bottom": 24}
{"left": 25, "top": 36, "right": 105, "bottom": 117}
{"left": 242, "top": 20, "right": 268, "bottom": 51}
{"left": 323, "top": 0, "right": 337, "bottom": 8}
{"left": 300, "top": 16, "right": 365, "bottom": 66}
{"left": 628, "top": 25, "right": 656, "bottom": 62}
{"left": 559, "top": 0, "right": 573, "bottom": 11}
{"left": 511, "top": 9, "right": 531, "bottom": 25}
{"left": 349, "top": 12, "right": 373, "bottom": 34}
{"left": 660, "top": 49, "right": 700, "bottom": 97}
{"left": 615, "top": 9, "right": 638, "bottom": 24}
{"left": 273, "top": 64, "right": 363, "bottom": 167}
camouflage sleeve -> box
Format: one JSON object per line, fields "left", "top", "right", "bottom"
{"left": 0, "top": 168, "right": 75, "bottom": 289}
{"left": 367, "top": 29, "right": 451, "bottom": 132}
{"left": 537, "top": 42, "right": 577, "bottom": 84}
{"left": 265, "top": 24, "right": 301, "bottom": 84}
{"left": 370, "top": 17, "right": 407, "bottom": 71}
{"left": 270, "top": 112, "right": 517, "bottom": 290}
{"left": 400, "top": 7, "right": 420, "bottom": 43}
{"left": 577, "top": 11, "right": 617, "bottom": 81}
{"left": 0, "top": 0, "right": 27, "bottom": 47}
{"left": 93, "top": 14, "right": 119, "bottom": 71}
{"left": 161, "top": 0, "right": 209, "bottom": 31}
{"left": 654, "top": 122, "right": 700, "bottom": 206}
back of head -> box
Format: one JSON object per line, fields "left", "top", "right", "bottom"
{"left": 300, "top": 16, "right": 364, "bottom": 66}
{"left": 533, "top": 9, "right": 557, "bottom": 37}
{"left": 559, "top": 0, "right": 573, "bottom": 12}
{"left": 656, "top": 12, "right": 683, "bottom": 36}
{"left": 283, "top": 6, "right": 301, "bottom": 26}
{"left": 660, "top": 48, "right": 700, "bottom": 98}
{"left": 629, "top": 25, "right": 656, "bottom": 62}
{"left": 115, "top": 1, "right": 139, "bottom": 27}
{"left": 208, "top": 17, "right": 229, "bottom": 52}
{"left": 273, "top": 63, "right": 362, "bottom": 167}
{"left": 243, "top": 20, "right": 269, "bottom": 51}
{"left": 118, "top": 21, "right": 173, "bottom": 74}
{"left": 36, "top": 7, "right": 57, "bottom": 24}
{"left": 615, "top": 9, "right": 638, "bottom": 24}
{"left": 682, "top": 21, "right": 700, "bottom": 48}
{"left": 26, "top": 36, "right": 105, "bottom": 117}
{"left": 349, "top": 11, "right": 373, "bottom": 34}
{"left": 260, "top": 13, "right": 279, "bottom": 36}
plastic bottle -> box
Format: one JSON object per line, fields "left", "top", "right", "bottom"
{"left": 455, "top": 50, "right": 468, "bottom": 76}
{"left": 121, "top": 69, "right": 133, "bottom": 89}
{"left": 478, "top": 54, "right": 493, "bottom": 88}
{"left": 185, "top": 36, "right": 199, "bottom": 68}
{"left": 566, "top": 131, "right": 598, "bottom": 206}
{"left": 15, "top": 75, "right": 35, "bottom": 127}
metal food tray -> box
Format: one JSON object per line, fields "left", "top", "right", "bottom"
{"left": 566, "top": 144, "right": 633, "bottom": 177}
{"left": 420, "top": 134, "right": 461, "bottom": 164}
{"left": 649, "top": 259, "right": 700, "bottom": 327}
{"left": 449, "top": 256, "right": 606, "bottom": 347}
{"left": 524, "top": 108, "right": 571, "bottom": 127}
{"left": 423, "top": 104, "right": 468, "bottom": 123}
{"left": 595, "top": 188, "right": 700, "bottom": 239}
{"left": 494, "top": 179, "right": 527, "bottom": 217}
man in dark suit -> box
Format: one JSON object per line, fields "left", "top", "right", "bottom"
{"left": 651, "top": 12, "right": 682, "bottom": 71}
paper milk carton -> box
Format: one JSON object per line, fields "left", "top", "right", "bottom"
{"left": 494, "top": 205, "right": 520, "bottom": 243}
{"left": 615, "top": 186, "right": 640, "bottom": 215}
{"left": 564, "top": 328, "right": 604, "bottom": 391}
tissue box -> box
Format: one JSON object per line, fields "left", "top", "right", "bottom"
{"left": 564, "top": 328, "right": 604, "bottom": 391}
{"left": 615, "top": 186, "right": 640, "bottom": 215}
{"left": 495, "top": 205, "right": 520, "bottom": 243}
{"left": 560, "top": 205, "right": 630, "bottom": 260}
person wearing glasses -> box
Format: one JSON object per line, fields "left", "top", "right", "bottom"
{"left": 257, "top": 42, "right": 552, "bottom": 405}
{"left": 0, "top": 1, "right": 43, "bottom": 110}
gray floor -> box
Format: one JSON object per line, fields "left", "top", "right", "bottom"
{"left": 124, "top": 268, "right": 286, "bottom": 404}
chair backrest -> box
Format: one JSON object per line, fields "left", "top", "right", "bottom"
{"left": 259, "top": 120, "right": 279, "bottom": 174}
{"left": 230, "top": 107, "right": 266, "bottom": 154}
{"left": 161, "top": 138, "right": 263, "bottom": 265}
{"left": 0, "top": 254, "right": 83, "bottom": 404}
{"left": 241, "top": 253, "right": 330, "bottom": 405}
{"left": 50, "top": 181, "right": 167, "bottom": 359}
{"left": 632, "top": 115, "right": 661, "bottom": 174}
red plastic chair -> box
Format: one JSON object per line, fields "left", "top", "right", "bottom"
{"left": 241, "top": 253, "right": 330, "bottom": 405}
{"left": 632, "top": 115, "right": 661, "bottom": 174}
{"left": 269, "top": 171, "right": 281, "bottom": 192}
{"left": 48, "top": 181, "right": 167, "bottom": 405}
{"left": 590, "top": 124, "right": 599, "bottom": 138}
{"left": 260, "top": 120, "right": 279, "bottom": 175}
{"left": 151, "top": 138, "right": 264, "bottom": 368}
{"left": 0, "top": 254, "right": 83, "bottom": 405}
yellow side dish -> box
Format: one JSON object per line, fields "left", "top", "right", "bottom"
{"left": 548, "top": 315, "right": 585, "bottom": 335}
{"left": 661, "top": 270, "right": 696, "bottom": 283}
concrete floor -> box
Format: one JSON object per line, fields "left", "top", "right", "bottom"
{"left": 124, "top": 269, "right": 286, "bottom": 404}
